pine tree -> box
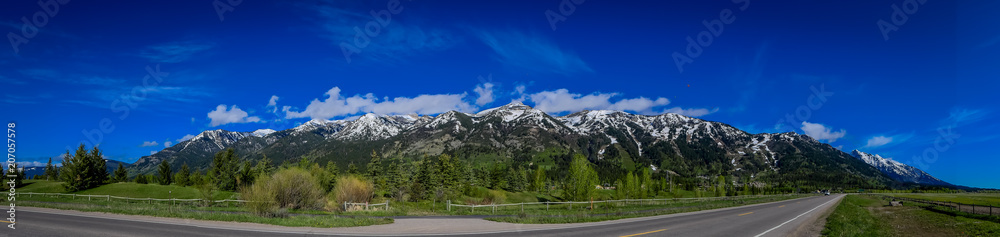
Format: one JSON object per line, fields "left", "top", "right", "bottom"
{"left": 112, "top": 162, "right": 128, "bottom": 183}
{"left": 157, "top": 160, "right": 172, "bottom": 185}
{"left": 209, "top": 148, "right": 238, "bottom": 191}
{"left": 62, "top": 144, "right": 108, "bottom": 191}
{"left": 367, "top": 150, "right": 384, "bottom": 193}
{"left": 44, "top": 157, "right": 57, "bottom": 181}
{"left": 176, "top": 163, "right": 190, "bottom": 186}
{"left": 5, "top": 164, "right": 23, "bottom": 189}
{"left": 347, "top": 162, "right": 360, "bottom": 175}
{"left": 640, "top": 167, "right": 652, "bottom": 198}
{"left": 322, "top": 161, "right": 339, "bottom": 192}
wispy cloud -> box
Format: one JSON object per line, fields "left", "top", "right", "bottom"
{"left": 864, "top": 136, "right": 892, "bottom": 148}
{"left": 140, "top": 41, "right": 215, "bottom": 63}
{"left": 306, "top": 1, "right": 457, "bottom": 63}
{"left": 476, "top": 30, "right": 592, "bottom": 75}
{"left": 801, "top": 121, "right": 846, "bottom": 142}
{"left": 139, "top": 141, "right": 159, "bottom": 147}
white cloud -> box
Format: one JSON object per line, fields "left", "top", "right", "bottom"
{"left": 284, "top": 87, "right": 474, "bottom": 120}
{"left": 800, "top": 121, "right": 846, "bottom": 142}
{"left": 864, "top": 136, "right": 893, "bottom": 148}
{"left": 140, "top": 141, "right": 159, "bottom": 147}
{"left": 207, "top": 104, "right": 262, "bottom": 127}
{"left": 474, "top": 82, "right": 495, "bottom": 106}
{"left": 176, "top": 134, "right": 196, "bottom": 143}
{"left": 267, "top": 95, "right": 280, "bottom": 113}
{"left": 661, "top": 107, "right": 719, "bottom": 117}
{"left": 528, "top": 89, "right": 671, "bottom": 114}
{"left": 150, "top": 151, "right": 158, "bottom": 155}
{"left": 164, "top": 141, "right": 173, "bottom": 147}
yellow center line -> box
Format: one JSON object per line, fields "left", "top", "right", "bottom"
{"left": 620, "top": 228, "right": 667, "bottom": 237}
{"left": 779, "top": 205, "right": 785, "bottom": 208}
{"left": 739, "top": 212, "right": 754, "bottom": 216}
{"left": 0, "top": 220, "right": 12, "bottom": 223}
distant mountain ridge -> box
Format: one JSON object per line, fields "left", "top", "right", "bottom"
{"left": 850, "top": 150, "right": 950, "bottom": 186}
{"left": 131, "top": 101, "right": 899, "bottom": 188}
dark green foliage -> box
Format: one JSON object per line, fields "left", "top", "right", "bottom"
{"left": 44, "top": 157, "right": 58, "bottom": 181}
{"left": 62, "top": 144, "right": 108, "bottom": 192}
{"left": 347, "top": 162, "right": 360, "bottom": 175}
{"left": 112, "top": 162, "right": 128, "bottom": 183}
{"left": 157, "top": 160, "right": 172, "bottom": 185}
{"left": 135, "top": 174, "right": 150, "bottom": 184}
{"left": 3, "top": 164, "right": 23, "bottom": 189}
{"left": 209, "top": 148, "right": 239, "bottom": 191}
{"left": 175, "top": 163, "right": 191, "bottom": 186}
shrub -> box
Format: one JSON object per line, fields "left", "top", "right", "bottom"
{"left": 242, "top": 168, "right": 325, "bottom": 217}
{"left": 333, "top": 175, "right": 374, "bottom": 211}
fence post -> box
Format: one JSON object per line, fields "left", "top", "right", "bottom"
{"left": 343, "top": 201, "right": 347, "bottom": 211}
{"left": 521, "top": 203, "right": 524, "bottom": 213}
{"left": 89, "top": 195, "right": 91, "bottom": 201}
{"left": 107, "top": 195, "right": 110, "bottom": 201}
{"left": 546, "top": 202, "right": 549, "bottom": 211}
{"left": 447, "top": 200, "right": 450, "bottom": 211}
{"left": 492, "top": 204, "right": 495, "bottom": 214}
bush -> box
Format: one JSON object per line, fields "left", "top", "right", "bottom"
{"left": 333, "top": 175, "right": 374, "bottom": 211}
{"left": 242, "top": 168, "right": 325, "bottom": 217}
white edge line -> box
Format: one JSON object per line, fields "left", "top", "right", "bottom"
{"left": 753, "top": 195, "right": 842, "bottom": 237}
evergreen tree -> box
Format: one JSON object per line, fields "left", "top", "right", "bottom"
{"left": 322, "top": 161, "right": 339, "bottom": 192}
{"left": 236, "top": 161, "right": 255, "bottom": 188}
{"left": 44, "top": 157, "right": 58, "bottom": 181}
{"left": 135, "top": 174, "right": 149, "bottom": 184}
{"left": 347, "top": 162, "right": 360, "bottom": 175}
{"left": 209, "top": 148, "right": 238, "bottom": 191}
{"left": 62, "top": 144, "right": 108, "bottom": 191}
{"left": 175, "top": 163, "right": 191, "bottom": 186}
{"left": 254, "top": 156, "right": 273, "bottom": 177}
{"left": 367, "top": 150, "right": 385, "bottom": 193}
{"left": 157, "top": 160, "right": 172, "bottom": 185}
{"left": 385, "top": 156, "right": 407, "bottom": 201}
{"left": 112, "top": 162, "right": 128, "bottom": 183}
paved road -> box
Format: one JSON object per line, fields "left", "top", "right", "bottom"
{"left": 4, "top": 194, "right": 843, "bottom": 237}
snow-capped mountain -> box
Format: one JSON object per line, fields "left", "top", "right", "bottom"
{"left": 132, "top": 101, "right": 897, "bottom": 188}
{"left": 851, "top": 150, "right": 950, "bottom": 186}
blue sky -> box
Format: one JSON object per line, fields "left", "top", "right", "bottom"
{"left": 2, "top": 1, "right": 997, "bottom": 188}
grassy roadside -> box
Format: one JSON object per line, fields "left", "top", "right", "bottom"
{"left": 485, "top": 194, "right": 808, "bottom": 224}
{"left": 822, "top": 195, "right": 1000, "bottom": 236}
{"left": 23, "top": 197, "right": 393, "bottom": 228}
{"left": 18, "top": 180, "right": 391, "bottom": 228}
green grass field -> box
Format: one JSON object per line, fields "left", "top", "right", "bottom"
{"left": 823, "top": 195, "right": 1000, "bottom": 236}
{"left": 884, "top": 193, "right": 1000, "bottom": 206}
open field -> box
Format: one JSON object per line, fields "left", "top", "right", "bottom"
{"left": 823, "top": 195, "right": 1000, "bottom": 236}
{"left": 883, "top": 193, "right": 1000, "bottom": 206}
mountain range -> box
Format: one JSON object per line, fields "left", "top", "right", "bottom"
{"left": 130, "top": 101, "right": 952, "bottom": 188}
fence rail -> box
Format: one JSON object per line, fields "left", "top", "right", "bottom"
{"left": 446, "top": 194, "right": 800, "bottom": 213}
{"left": 867, "top": 194, "right": 999, "bottom": 217}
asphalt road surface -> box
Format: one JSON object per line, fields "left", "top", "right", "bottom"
{"left": 4, "top": 194, "right": 843, "bottom": 237}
